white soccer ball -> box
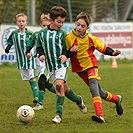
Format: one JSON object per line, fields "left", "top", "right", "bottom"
{"left": 16, "top": 105, "right": 35, "bottom": 123}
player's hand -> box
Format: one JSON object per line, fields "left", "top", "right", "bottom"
{"left": 26, "top": 53, "right": 31, "bottom": 58}
{"left": 39, "top": 55, "right": 45, "bottom": 62}
{"left": 5, "top": 46, "right": 11, "bottom": 54}
{"left": 70, "top": 46, "right": 78, "bottom": 52}
{"left": 59, "top": 55, "right": 67, "bottom": 64}
{"left": 112, "top": 50, "right": 121, "bottom": 56}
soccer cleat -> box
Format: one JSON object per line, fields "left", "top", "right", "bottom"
{"left": 33, "top": 103, "right": 43, "bottom": 110}
{"left": 92, "top": 116, "right": 105, "bottom": 123}
{"left": 116, "top": 95, "right": 123, "bottom": 115}
{"left": 52, "top": 115, "right": 62, "bottom": 123}
{"left": 33, "top": 97, "right": 38, "bottom": 105}
{"left": 77, "top": 95, "right": 87, "bottom": 114}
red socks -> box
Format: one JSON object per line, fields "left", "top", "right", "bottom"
{"left": 92, "top": 96, "right": 104, "bottom": 117}
{"left": 106, "top": 92, "right": 119, "bottom": 103}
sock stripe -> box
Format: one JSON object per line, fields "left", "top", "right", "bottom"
{"left": 92, "top": 96, "right": 102, "bottom": 103}
{"left": 106, "top": 92, "right": 112, "bottom": 101}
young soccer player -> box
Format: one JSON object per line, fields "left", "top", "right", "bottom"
{"left": 26, "top": 14, "right": 56, "bottom": 110}
{"left": 66, "top": 12, "right": 123, "bottom": 123}
{"left": 36, "top": 6, "right": 87, "bottom": 123}
{"left": 5, "top": 13, "right": 39, "bottom": 104}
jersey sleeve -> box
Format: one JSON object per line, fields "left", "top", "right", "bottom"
{"left": 27, "top": 33, "right": 36, "bottom": 48}
{"left": 36, "top": 31, "right": 44, "bottom": 56}
{"left": 66, "top": 34, "right": 72, "bottom": 50}
{"left": 7, "top": 32, "right": 14, "bottom": 46}
{"left": 36, "top": 31, "right": 43, "bottom": 48}
{"left": 90, "top": 35, "right": 106, "bottom": 54}
{"left": 62, "top": 31, "right": 66, "bottom": 50}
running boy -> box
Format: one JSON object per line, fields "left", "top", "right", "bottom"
{"left": 26, "top": 14, "right": 55, "bottom": 110}
{"left": 5, "top": 13, "right": 39, "bottom": 104}
{"left": 66, "top": 12, "right": 123, "bottom": 123}
{"left": 36, "top": 6, "right": 87, "bottom": 123}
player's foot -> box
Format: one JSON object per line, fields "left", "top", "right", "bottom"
{"left": 116, "top": 95, "right": 123, "bottom": 115}
{"left": 92, "top": 116, "right": 105, "bottom": 123}
{"left": 33, "top": 103, "right": 43, "bottom": 110}
{"left": 33, "top": 97, "right": 38, "bottom": 105}
{"left": 52, "top": 115, "right": 62, "bottom": 123}
{"left": 77, "top": 95, "right": 87, "bottom": 113}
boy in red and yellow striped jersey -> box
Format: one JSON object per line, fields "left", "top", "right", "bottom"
{"left": 66, "top": 12, "right": 123, "bottom": 123}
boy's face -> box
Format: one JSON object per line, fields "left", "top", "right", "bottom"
{"left": 50, "top": 16, "right": 65, "bottom": 30}
{"left": 40, "top": 20, "right": 50, "bottom": 28}
{"left": 16, "top": 16, "right": 28, "bottom": 29}
{"left": 75, "top": 19, "right": 89, "bottom": 36}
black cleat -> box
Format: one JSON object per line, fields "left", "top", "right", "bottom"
{"left": 116, "top": 95, "right": 123, "bottom": 115}
{"left": 92, "top": 116, "right": 105, "bottom": 123}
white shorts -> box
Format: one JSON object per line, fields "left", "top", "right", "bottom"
{"left": 20, "top": 69, "right": 36, "bottom": 81}
{"left": 49, "top": 67, "right": 68, "bottom": 82}
{"left": 35, "top": 57, "right": 49, "bottom": 79}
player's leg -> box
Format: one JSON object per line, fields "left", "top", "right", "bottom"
{"left": 28, "top": 69, "right": 39, "bottom": 104}
{"left": 98, "top": 83, "right": 123, "bottom": 116}
{"left": 78, "top": 68, "right": 105, "bottom": 123}
{"left": 20, "top": 69, "right": 39, "bottom": 104}
{"left": 33, "top": 74, "right": 46, "bottom": 110}
{"left": 64, "top": 83, "right": 87, "bottom": 113}
{"left": 51, "top": 68, "right": 67, "bottom": 123}
{"left": 45, "top": 80, "right": 56, "bottom": 93}
{"left": 29, "top": 79, "right": 39, "bottom": 104}
{"left": 89, "top": 78, "right": 105, "bottom": 123}
{"left": 33, "top": 59, "right": 54, "bottom": 110}
{"left": 52, "top": 79, "right": 65, "bottom": 123}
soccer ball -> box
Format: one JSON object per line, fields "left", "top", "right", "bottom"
{"left": 16, "top": 105, "right": 35, "bottom": 123}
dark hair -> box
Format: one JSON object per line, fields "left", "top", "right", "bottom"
{"left": 76, "top": 12, "right": 91, "bottom": 26}
{"left": 50, "top": 6, "right": 67, "bottom": 20}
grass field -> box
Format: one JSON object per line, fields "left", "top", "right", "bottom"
{"left": 0, "top": 60, "right": 133, "bottom": 133}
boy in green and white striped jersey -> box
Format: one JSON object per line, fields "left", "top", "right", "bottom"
{"left": 36, "top": 6, "right": 87, "bottom": 123}
{"left": 26, "top": 14, "right": 56, "bottom": 110}
{"left": 5, "top": 13, "right": 39, "bottom": 104}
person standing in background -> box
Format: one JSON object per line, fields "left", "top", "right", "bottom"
{"left": 5, "top": 13, "right": 39, "bottom": 105}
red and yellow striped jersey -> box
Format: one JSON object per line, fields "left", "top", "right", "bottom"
{"left": 66, "top": 29, "right": 106, "bottom": 72}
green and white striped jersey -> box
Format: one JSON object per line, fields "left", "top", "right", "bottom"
{"left": 7, "top": 28, "right": 36, "bottom": 69}
{"left": 37, "top": 27, "right": 68, "bottom": 72}
{"left": 27, "top": 31, "right": 39, "bottom": 56}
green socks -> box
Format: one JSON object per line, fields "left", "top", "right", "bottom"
{"left": 48, "top": 85, "right": 56, "bottom": 93}
{"left": 38, "top": 90, "right": 45, "bottom": 105}
{"left": 65, "top": 88, "right": 81, "bottom": 105}
{"left": 30, "top": 81, "right": 39, "bottom": 98}
{"left": 56, "top": 95, "right": 64, "bottom": 116}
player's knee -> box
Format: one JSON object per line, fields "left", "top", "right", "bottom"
{"left": 56, "top": 84, "right": 62, "bottom": 91}
{"left": 100, "top": 92, "right": 108, "bottom": 99}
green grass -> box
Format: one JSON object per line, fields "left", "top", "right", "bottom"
{"left": 0, "top": 60, "right": 133, "bottom": 133}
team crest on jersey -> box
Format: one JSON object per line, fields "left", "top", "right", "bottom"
{"left": 2, "top": 27, "right": 17, "bottom": 53}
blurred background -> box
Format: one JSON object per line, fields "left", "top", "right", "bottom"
{"left": 0, "top": 0, "right": 133, "bottom": 64}
{"left": 0, "top": 0, "right": 133, "bottom": 25}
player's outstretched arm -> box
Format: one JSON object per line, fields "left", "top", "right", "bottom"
{"left": 104, "top": 47, "right": 121, "bottom": 56}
